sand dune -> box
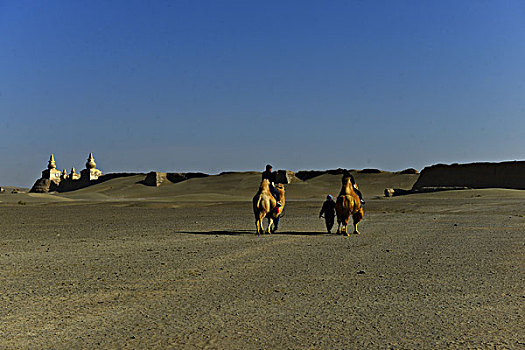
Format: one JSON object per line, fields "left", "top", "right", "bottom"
{"left": 3, "top": 171, "right": 419, "bottom": 204}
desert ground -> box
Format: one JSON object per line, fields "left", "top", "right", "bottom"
{"left": 0, "top": 172, "right": 523, "bottom": 349}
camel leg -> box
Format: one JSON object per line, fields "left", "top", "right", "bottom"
{"left": 266, "top": 218, "right": 274, "bottom": 234}
{"left": 353, "top": 222, "right": 360, "bottom": 235}
{"left": 256, "top": 212, "right": 265, "bottom": 235}
{"left": 353, "top": 209, "right": 363, "bottom": 235}
{"left": 255, "top": 219, "right": 260, "bottom": 235}
{"left": 258, "top": 219, "right": 264, "bottom": 235}
{"left": 336, "top": 220, "right": 341, "bottom": 234}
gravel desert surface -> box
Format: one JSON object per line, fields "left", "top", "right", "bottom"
{"left": 1, "top": 172, "right": 523, "bottom": 349}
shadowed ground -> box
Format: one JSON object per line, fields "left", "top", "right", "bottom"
{"left": 0, "top": 173, "right": 523, "bottom": 348}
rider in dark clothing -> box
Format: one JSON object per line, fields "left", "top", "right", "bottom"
{"left": 319, "top": 194, "right": 336, "bottom": 233}
{"left": 262, "top": 164, "right": 281, "bottom": 206}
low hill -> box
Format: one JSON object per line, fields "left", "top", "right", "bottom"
{"left": 2, "top": 171, "right": 419, "bottom": 204}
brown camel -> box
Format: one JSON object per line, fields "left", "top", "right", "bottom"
{"left": 335, "top": 175, "right": 364, "bottom": 235}
{"left": 252, "top": 179, "right": 286, "bottom": 235}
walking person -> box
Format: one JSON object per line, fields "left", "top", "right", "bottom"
{"left": 319, "top": 194, "right": 336, "bottom": 233}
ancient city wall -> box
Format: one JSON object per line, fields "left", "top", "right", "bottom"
{"left": 412, "top": 161, "right": 525, "bottom": 191}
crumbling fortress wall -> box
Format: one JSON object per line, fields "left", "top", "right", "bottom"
{"left": 412, "top": 161, "right": 525, "bottom": 191}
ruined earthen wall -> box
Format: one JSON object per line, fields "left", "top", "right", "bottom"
{"left": 276, "top": 170, "right": 297, "bottom": 184}
{"left": 412, "top": 161, "right": 525, "bottom": 190}
{"left": 144, "top": 172, "right": 167, "bottom": 187}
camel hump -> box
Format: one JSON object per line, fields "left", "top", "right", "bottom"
{"left": 336, "top": 194, "right": 360, "bottom": 211}
{"left": 338, "top": 183, "right": 354, "bottom": 197}
{"left": 259, "top": 179, "right": 270, "bottom": 190}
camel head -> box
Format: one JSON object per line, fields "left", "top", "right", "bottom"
{"left": 342, "top": 176, "right": 352, "bottom": 186}
{"left": 342, "top": 176, "right": 358, "bottom": 189}
{"left": 339, "top": 175, "right": 355, "bottom": 196}
{"left": 275, "top": 183, "right": 285, "bottom": 195}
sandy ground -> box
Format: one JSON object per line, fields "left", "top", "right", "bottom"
{"left": 0, "top": 175, "right": 524, "bottom": 349}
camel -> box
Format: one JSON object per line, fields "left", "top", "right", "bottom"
{"left": 335, "top": 175, "right": 364, "bottom": 236}
{"left": 252, "top": 179, "right": 285, "bottom": 235}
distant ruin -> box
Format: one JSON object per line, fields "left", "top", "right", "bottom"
{"left": 412, "top": 161, "right": 525, "bottom": 191}
{"left": 30, "top": 153, "right": 104, "bottom": 193}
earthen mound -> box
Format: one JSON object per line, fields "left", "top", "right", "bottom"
{"left": 296, "top": 168, "right": 350, "bottom": 181}
{"left": 358, "top": 168, "right": 383, "bottom": 174}
{"left": 397, "top": 168, "right": 419, "bottom": 175}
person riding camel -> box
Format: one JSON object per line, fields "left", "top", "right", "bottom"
{"left": 343, "top": 170, "right": 365, "bottom": 205}
{"left": 319, "top": 194, "right": 336, "bottom": 233}
{"left": 262, "top": 164, "right": 282, "bottom": 207}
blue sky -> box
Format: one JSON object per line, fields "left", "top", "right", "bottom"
{"left": 1, "top": 0, "right": 524, "bottom": 187}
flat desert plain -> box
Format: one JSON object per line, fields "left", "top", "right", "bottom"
{"left": 0, "top": 172, "right": 523, "bottom": 349}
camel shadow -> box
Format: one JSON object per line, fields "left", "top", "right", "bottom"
{"left": 272, "top": 231, "right": 329, "bottom": 236}
{"left": 175, "top": 230, "right": 329, "bottom": 236}
{"left": 174, "top": 230, "right": 252, "bottom": 236}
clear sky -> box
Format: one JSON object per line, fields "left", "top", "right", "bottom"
{"left": 1, "top": 0, "right": 524, "bottom": 187}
